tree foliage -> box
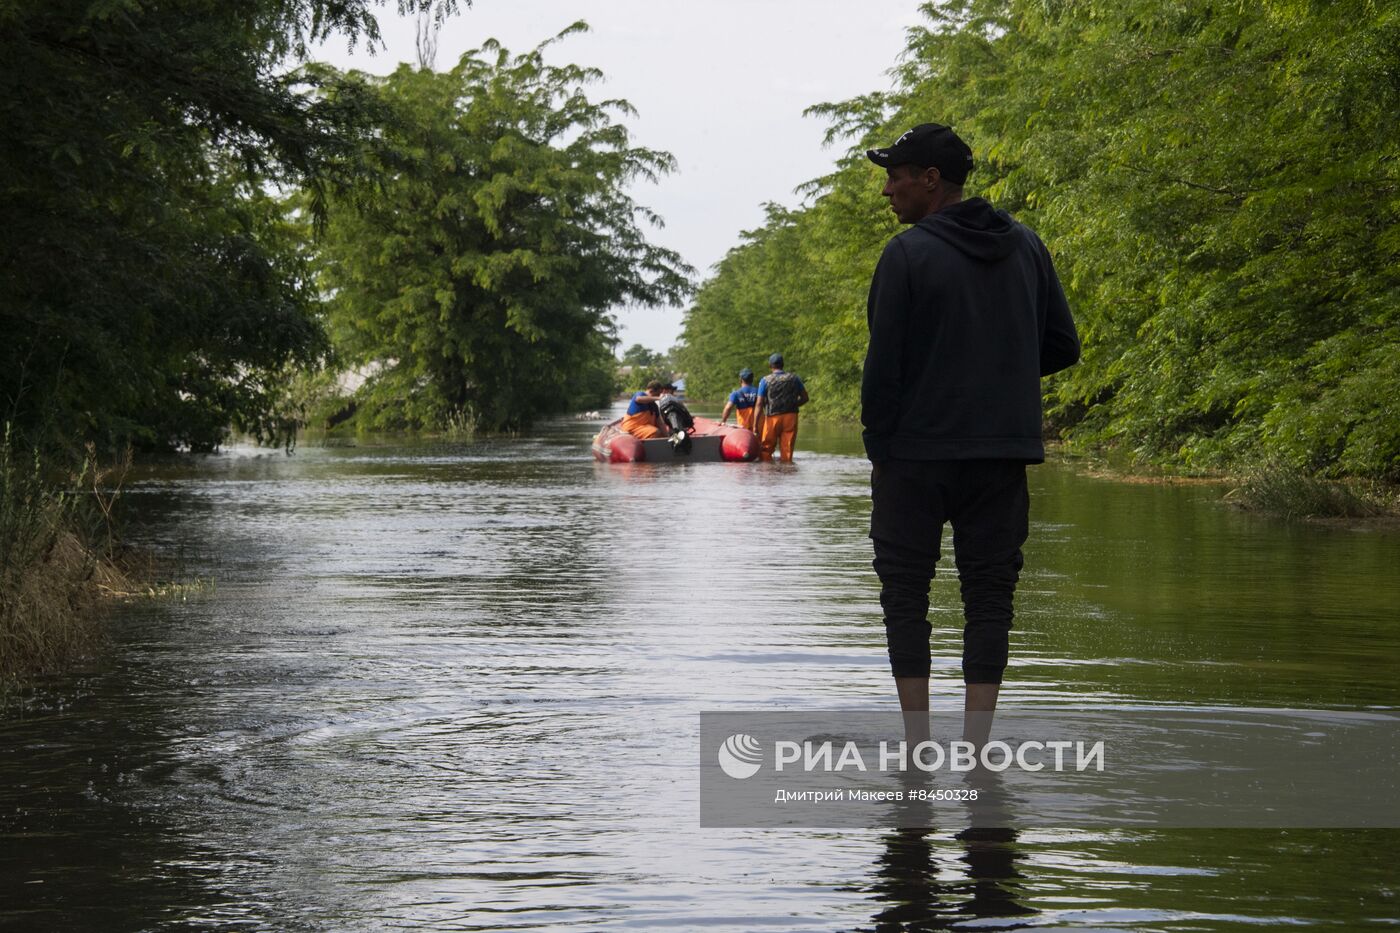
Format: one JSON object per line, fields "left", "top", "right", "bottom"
{"left": 620, "top": 344, "right": 664, "bottom": 369}
{"left": 677, "top": 0, "right": 1400, "bottom": 479}
{"left": 618, "top": 344, "right": 673, "bottom": 391}
{"left": 312, "top": 27, "right": 692, "bottom": 433}
{"left": 0, "top": 0, "right": 455, "bottom": 453}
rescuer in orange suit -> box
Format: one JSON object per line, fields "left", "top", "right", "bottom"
{"left": 753, "top": 353, "right": 809, "bottom": 462}
{"left": 620, "top": 381, "right": 669, "bottom": 439}
{"left": 718, "top": 368, "right": 760, "bottom": 431}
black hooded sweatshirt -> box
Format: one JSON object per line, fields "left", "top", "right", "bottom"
{"left": 861, "top": 197, "right": 1080, "bottom": 463}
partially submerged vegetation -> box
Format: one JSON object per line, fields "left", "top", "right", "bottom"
{"left": 1227, "top": 462, "right": 1396, "bottom": 521}
{"left": 1, "top": 431, "right": 115, "bottom": 688}
{"left": 0, "top": 430, "right": 209, "bottom": 692}
{"left": 1056, "top": 444, "right": 1398, "bottom": 520}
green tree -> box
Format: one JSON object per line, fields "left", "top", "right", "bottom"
{"left": 0, "top": 0, "right": 456, "bottom": 453}
{"left": 617, "top": 344, "right": 673, "bottom": 391}
{"left": 313, "top": 26, "right": 692, "bottom": 433}
{"left": 620, "top": 344, "right": 664, "bottom": 369}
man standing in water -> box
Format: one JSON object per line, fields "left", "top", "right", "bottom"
{"left": 862, "top": 124, "right": 1080, "bottom": 723}
{"left": 754, "top": 353, "right": 808, "bottom": 462}
{"left": 718, "top": 368, "right": 760, "bottom": 431}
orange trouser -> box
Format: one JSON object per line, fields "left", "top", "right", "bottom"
{"left": 759, "top": 411, "right": 799, "bottom": 462}
{"left": 620, "top": 411, "right": 662, "bottom": 439}
{"left": 736, "top": 407, "right": 756, "bottom": 431}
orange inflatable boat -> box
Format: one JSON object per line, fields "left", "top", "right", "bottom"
{"left": 591, "top": 415, "right": 759, "bottom": 463}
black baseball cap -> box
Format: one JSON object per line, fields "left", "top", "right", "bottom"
{"left": 866, "top": 123, "right": 974, "bottom": 185}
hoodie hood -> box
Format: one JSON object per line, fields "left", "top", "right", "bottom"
{"left": 914, "top": 197, "right": 1020, "bottom": 262}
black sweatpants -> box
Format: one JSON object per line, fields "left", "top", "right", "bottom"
{"left": 869, "top": 459, "right": 1029, "bottom": 684}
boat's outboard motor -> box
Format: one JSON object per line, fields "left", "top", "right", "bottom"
{"left": 656, "top": 396, "right": 695, "bottom": 454}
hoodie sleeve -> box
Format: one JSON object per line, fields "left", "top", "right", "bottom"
{"left": 861, "top": 237, "right": 911, "bottom": 462}
{"left": 1037, "top": 240, "right": 1081, "bottom": 376}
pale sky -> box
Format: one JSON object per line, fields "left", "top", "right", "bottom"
{"left": 313, "top": 0, "right": 925, "bottom": 354}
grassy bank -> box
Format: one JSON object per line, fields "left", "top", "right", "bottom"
{"left": 0, "top": 431, "right": 153, "bottom": 690}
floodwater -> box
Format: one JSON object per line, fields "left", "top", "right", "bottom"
{"left": 3, "top": 407, "right": 1398, "bottom": 931}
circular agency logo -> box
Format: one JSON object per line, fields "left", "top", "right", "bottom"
{"left": 717, "top": 733, "right": 763, "bottom": 779}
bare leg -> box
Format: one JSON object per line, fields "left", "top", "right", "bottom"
{"left": 895, "top": 676, "right": 931, "bottom": 753}
{"left": 965, "top": 683, "right": 999, "bottom": 713}
{"left": 895, "top": 676, "right": 929, "bottom": 711}
{"left": 963, "top": 683, "right": 1000, "bottom": 751}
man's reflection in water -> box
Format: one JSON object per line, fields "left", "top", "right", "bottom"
{"left": 867, "top": 825, "right": 1035, "bottom": 931}
{"left": 868, "top": 767, "right": 1035, "bottom": 931}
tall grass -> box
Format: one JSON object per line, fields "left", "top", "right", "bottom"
{"left": 0, "top": 427, "right": 128, "bottom": 687}
{"left": 1228, "top": 461, "right": 1390, "bottom": 519}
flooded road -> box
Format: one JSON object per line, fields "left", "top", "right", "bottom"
{"left": 3, "top": 409, "right": 1398, "bottom": 931}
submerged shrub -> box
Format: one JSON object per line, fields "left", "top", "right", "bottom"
{"left": 1229, "top": 461, "right": 1386, "bottom": 520}
{"left": 0, "top": 428, "right": 101, "bottom": 686}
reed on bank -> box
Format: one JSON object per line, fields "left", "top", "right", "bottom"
{"left": 0, "top": 429, "right": 131, "bottom": 688}
{"left": 1226, "top": 461, "right": 1395, "bottom": 520}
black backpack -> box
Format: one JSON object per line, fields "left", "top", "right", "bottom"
{"left": 763, "top": 372, "right": 802, "bottom": 414}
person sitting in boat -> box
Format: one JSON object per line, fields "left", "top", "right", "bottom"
{"left": 718, "top": 368, "right": 759, "bottom": 431}
{"left": 620, "top": 381, "right": 669, "bottom": 439}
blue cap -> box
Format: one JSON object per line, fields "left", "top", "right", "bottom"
{"left": 738, "top": 368, "right": 753, "bottom": 380}
{"left": 768, "top": 353, "right": 784, "bottom": 366}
